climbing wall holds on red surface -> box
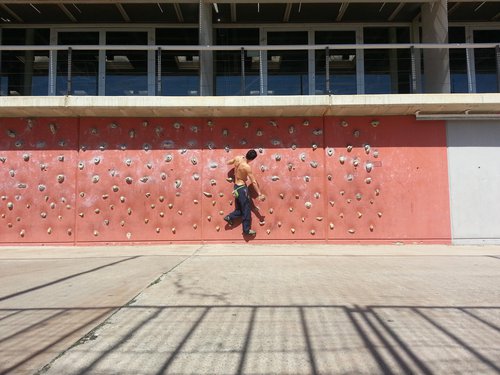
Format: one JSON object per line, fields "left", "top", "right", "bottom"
{"left": 324, "top": 116, "right": 450, "bottom": 242}
{"left": 0, "top": 115, "right": 450, "bottom": 245}
{"left": 0, "top": 118, "right": 78, "bottom": 243}
{"left": 201, "top": 117, "right": 326, "bottom": 241}
{"left": 75, "top": 118, "right": 203, "bottom": 243}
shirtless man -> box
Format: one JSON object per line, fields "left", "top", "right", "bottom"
{"left": 224, "top": 149, "right": 265, "bottom": 236}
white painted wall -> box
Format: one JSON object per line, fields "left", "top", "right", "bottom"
{"left": 447, "top": 120, "right": 500, "bottom": 244}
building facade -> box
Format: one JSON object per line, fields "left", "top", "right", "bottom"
{"left": 0, "top": 0, "right": 499, "bottom": 245}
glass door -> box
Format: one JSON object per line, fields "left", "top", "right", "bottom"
{"left": 56, "top": 31, "right": 99, "bottom": 96}
{"left": 266, "top": 31, "right": 308, "bottom": 95}
{"left": 105, "top": 31, "right": 148, "bottom": 96}
{"left": 315, "top": 30, "right": 357, "bottom": 94}
{"left": 473, "top": 29, "right": 500, "bottom": 93}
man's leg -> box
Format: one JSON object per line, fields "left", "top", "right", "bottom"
{"left": 239, "top": 187, "right": 253, "bottom": 234}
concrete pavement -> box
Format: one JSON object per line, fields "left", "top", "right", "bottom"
{"left": 0, "top": 244, "right": 499, "bottom": 374}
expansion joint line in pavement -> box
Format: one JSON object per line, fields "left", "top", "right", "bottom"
{"left": 36, "top": 245, "right": 204, "bottom": 375}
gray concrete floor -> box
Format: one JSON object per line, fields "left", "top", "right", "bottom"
{"left": 0, "top": 244, "right": 499, "bottom": 375}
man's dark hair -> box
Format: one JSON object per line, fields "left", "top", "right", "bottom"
{"left": 246, "top": 149, "right": 258, "bottom": 161}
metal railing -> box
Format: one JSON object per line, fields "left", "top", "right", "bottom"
{"left": 0, "top": 43, "right": 498, "bottom": 96}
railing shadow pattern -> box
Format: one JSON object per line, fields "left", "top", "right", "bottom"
{"left": 1, "top": 304, "right": 498, "bottom": 374}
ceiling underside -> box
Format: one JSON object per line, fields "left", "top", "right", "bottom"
{"left": 0, "top": 2, "right": 498, "bottom": 24}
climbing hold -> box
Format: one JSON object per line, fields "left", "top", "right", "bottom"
{"left": 303, "top": 120, "right": 310, "bottom": 126}
{"left": 159, "top": 212, "right": 165, "bottom": 217}
{"left": 222, "top": 129, "right": 229, "bottom": 136}
{"left": 23, "top": 153, "right": 30, "bottom": 161}
{"left": 289, "top": 207, "right": 294, "bottom": 212}
{"left": 112, "top": 185, "right": 119, "bottom": 192}
{"left": 371, "top": 120, "right": 379, "bottom": 127}
{"left": 17, "top": 183, "right": 27, "bottom": 189}
{"left": 47, "top": 227, "right": 52, "bottom": 234}
{"left": 102, "top": 194, "right": 109, "bottom": 200}
{"left": 314, "top": 192, "right": 321, "bottom": 199}
{"left": 168, "top": 203, "right": 174, "bottom": 209}
{"left": 279, "top": 193, "right": 285, "bottom": 199}
{"left": 312, "top": 143, "right": 318, "bottom": 150}
{"left": 288, "top": 126, "right": 295, "bottom": 134}
{"left": 373, "top": 150, "right": 379, "bottom": 158}
{"left": 340, "top": 120, "right": 348, "bottom": 127}
{"left": 329, "top": 223, "right": 335, "bottom": 230}
{"left": 20, "top": 229, "right": 26, "bottom": 237}
{"left": 38, "top": 184, "right": 46, "bottom": 192}
{"left": 210, "top": 179, "right": 216, "bottom": 186}
{"left": 304, "top": 176, "right": 311, "bottom": 182}
{"left": 313, "top": 129, "right": 323, "bottom": 136}
{"left": 346, "top": 174, "right": 354, "bottom": 181}
{"left": 193, "top": 223, "right": 198, "bottom": 229}
{"left": 207, "top": 215, "right": 212, "bottom": 221}
{"left": 175, "top": 180, "right": 182, "bottom": 189}
{"left": 299, "top": 153, "right": 306, "bottom": 162}
{"left": 366, "top": 163, "right": 373, "bottom": 172}
{"left": 277, "top": 221, "right": 282, "bottom": 227}
{"left": 329, "top": 201, "right": 335, "bottom": 207}
{"left": 291, "top": 228, "right": 296, "bottom": 234}
{"left": 269, "top": 208, "right": 274, "bottom": 214}
{"left": 365, "top": 177, "right": 372, "bottom": 184}
{"left": 165, "top": 154, "right": 173, "bottom": 162}
{"left": 327, "top": 175, "right": 333, "bottom": 181}
{"left": 140, "top": 176, "right": 149, "bottom": 183}
{"left": 370, "top": 224, "right": 374, "bottom": 232}
{"left": 291, "top": 143, "right": 297, "bottom": 150}
{"left": 173, "top": 121, "right": 181, "bottom": 129}
{"left": 125, "top": 177, "right": 133, "bottom": 184}
{"left": 346, "top": 145, "right": 353, "bottom": 152}
{"left": 305, "top": 202, "right": 312, "bottom": 209}
{"left": 203, "top": 192, "right": 212, "bottom": 198}
{"left": 212, "top": 200, "right": 216, "bottom": 206}
{"left": 7, "top": 202, "right": 14, "bottom": 210}
{"left": 94, "top": 208, "right": 100, "bottom": 214}
{"left": 364, "top": 144, "right": 371, "bottom": 153}
{"left": 9, "top": 170, "right": 15, "bottom": 177}
{"left": 327, "top": 148, "right": 334, "bottom": 157}
{"left": 256, "top": 130, "right": 263, "bottom": 137}
{"left": 178, "top": 210, "right": 183, "bottom": 216}
{"left": 353, "top": 159, "right": 360, "bottom": 167}
{"left": 120, "top": 196, "right": 126, "bottom": 202}
{"left": 109, "top": 122, "right": 118, "bottom": 129}
{"left": 339, "top": 156, "right": 346, "bottom": 164}
{"left": 193, "top": 173, "right": 200, "bottom": 181}
{"left": 377, "top": 212, "right": 383, "bottom": 218}
{"left": 356, "top": 193, "right": 362, "bottom": 200}
{"left": 357, "top": 212, "right": 363, "bottom": 218}
{"left": 310, "top": 230, "right": 316, "bottom": 235}
{"left": 57, "top": 175, "right": 65, "bottom": 183}
{"left": 269, "top": 120, "right": 277, "bottom": 127}
{"left": 92, "top": 175, "right": 100, "bottom": 183}
{"left": 6, "top": 129, "right": 16, "bottom": 138}
{"left": 58, "top": 155, "right": 65, "bottom": 162}
{"left": 275, "top": 154, "right": 282, "bottom": 161}
{"left": 375, "top": 188, "right": 380, "bottom": 196}
{"left": 266, "top": 229, "right": 271, "bottom": 234}
{"left": 49, "top": 123, "right": 57, "bottom": 134}
{"left": 316, "top": 217, "right": 323, "bottom": 221}
{"left": 272, "top": 176, "right": 280, "bottom": 181}
{"left": 161, "top": 173, "right": 167, "bottom": 180}
{"left": 348, "top": 229, "right": 355, "bottom": 234}
{"left": 310, "top": 161, "right": 318, "bottom": 168}
{"left": 243, "top": 121, "right": 250, "bottom": 128}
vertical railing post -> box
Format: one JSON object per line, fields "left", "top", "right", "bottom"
{"left": 156, "top": 47, "right": 162, "bottom": 96}
{"left": 410, "top": 46, "right": 417, "bottom": 93}
{"left": 67, "top": 47, "right": 72, "bottom": 95}
{"left": 240, "top": 47, "right": 246, "bottom": 95}
{"left": 325, "top": 46, "right": 330, "bottom": 94}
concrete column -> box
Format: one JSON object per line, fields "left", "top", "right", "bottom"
{"left": 421, "top": 0, "right": 450, "bottom": 93}
{"left": 199, "top": 0, "right": 213, "bottom": 96}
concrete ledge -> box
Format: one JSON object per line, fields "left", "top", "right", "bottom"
{"left": 0, "top": 93, "right": 499, "bottom": 117}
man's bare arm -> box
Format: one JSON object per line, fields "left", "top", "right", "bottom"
{"left": 246, "top": 167, "right": 265, "bottom": 200}
{"left": 227, "top": 158, "right": 235, "bottom": 165}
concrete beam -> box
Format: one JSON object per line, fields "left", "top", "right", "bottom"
{"left": 0, "top": 94, "right": 499, "bottom": 118}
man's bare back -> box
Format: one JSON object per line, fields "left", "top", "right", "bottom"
{"left": 227, "top": 153, "right": 265, "bottom": 201}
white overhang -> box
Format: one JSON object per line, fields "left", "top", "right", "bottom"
{"left": 0, "top": 94, "right": 499, "bottom": 118}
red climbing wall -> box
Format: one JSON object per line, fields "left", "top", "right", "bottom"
{"left": 0, "top": 115, "right": 451, "bottom": 245}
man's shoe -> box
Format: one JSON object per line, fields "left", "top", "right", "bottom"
{"left": 223, "top": 215, "right": 233, "bottom": 226}
{"left": 244, "top": 229, "right": 256, "bottom": 236}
